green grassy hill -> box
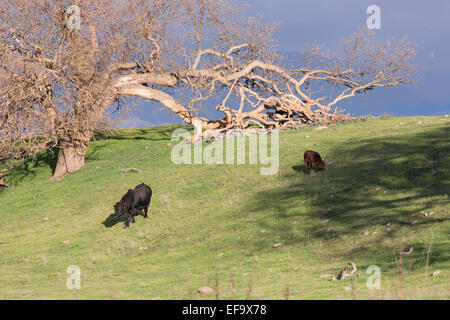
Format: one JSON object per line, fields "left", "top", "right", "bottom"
{"left": 0, "top": 116, "right": 449, "bottom": 299}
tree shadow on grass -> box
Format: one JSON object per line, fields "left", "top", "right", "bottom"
{"left": 244, "top": 124, "right": 450, "bottom": 264}
{"left": 2, "top": 142, "right": 109, "bottom": 186}
{"left": 92, "top": 125, "right": 189, "bottom": 142}
{"left": 84, "top": 143, "right": 110, "bottom": 162}
{"left": 1, "top": 148, "right": 58, "bottom": 186}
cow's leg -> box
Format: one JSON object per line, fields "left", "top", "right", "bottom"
{"left": 124, "top": 209, "right": 136, "bottom": 228}
{"left": 304, "top": 160, "right": 308, "bottom": 174}
{"left": 144, "top": 206, "right": 148, "bottom": 218}
{"left": 131, "top": 208, "right": 138, "bottom": 224}
{"left": 133, "top": 207, "right": 142, "bottom": 223}
{"left": 124, "top": 216, "right": 132, "bottom": 228}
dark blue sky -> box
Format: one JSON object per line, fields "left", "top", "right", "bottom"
{"left": 124, "top": 0, "right": 450, "bottom": 128}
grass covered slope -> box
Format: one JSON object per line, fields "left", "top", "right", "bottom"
{"left": 0, "top": 116, "right": 449, "bottom": 299}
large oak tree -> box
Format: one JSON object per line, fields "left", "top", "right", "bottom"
{"left": 0, "top": 0, "right": 416, "bottom": 180}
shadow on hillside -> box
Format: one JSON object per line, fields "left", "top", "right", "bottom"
{"left": 291, "top": 165, "right": 304, "bottom": 173}
{"left": 102, "top": 211, "right": 148, "bottom": 228}
{"left": 292, "top": 164, "right": 323, "bottom": 174}
{"left": 102, "top": 213, "right": 128, "bottom": 228}
{"left": 92, "top": 126, "right": 189, "bottom": 142}
{"left": 1, "top": 148, "right": 58, "bottom": 186}
{"left": 245, "top": 124, "right": 450, "bottom": 263}
{"left": 84, "top": 143, "right": 110, "bottom": 162}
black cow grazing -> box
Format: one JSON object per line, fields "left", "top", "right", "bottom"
{"left": 114, "top": 183, "right": 152, "bottom": 228}
{"left": 304, "top": 150, "right": 325, "bottom": 175}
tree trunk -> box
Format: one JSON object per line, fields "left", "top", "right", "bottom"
{"left": 49, "top": 85, "right": 118, "bottom": 181}
{"left": 50, "top": 139, "right": 88, "bottom": 181}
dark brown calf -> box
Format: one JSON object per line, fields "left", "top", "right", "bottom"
{"left": 304, "top": 150, "right": 325, "bottom": 175}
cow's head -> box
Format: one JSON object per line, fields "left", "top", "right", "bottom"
{"left": 113, "top": 201, "right": 127, "bottom": 219}
{"left": 317, "top": 159, "right": 325, "bottom": 170}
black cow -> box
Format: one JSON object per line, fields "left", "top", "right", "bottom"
{"left": 114, "top": 183, "right": 152, "bottom": 228}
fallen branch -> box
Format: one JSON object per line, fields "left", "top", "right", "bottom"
{"left": 119, "top": 167, "right": 141, "bottom": 177}
{"left": 398, "top": 246, "right": 414, "bottom": 256}
{"left": 331, "top": 262, "right": 358, "bottom": 281}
